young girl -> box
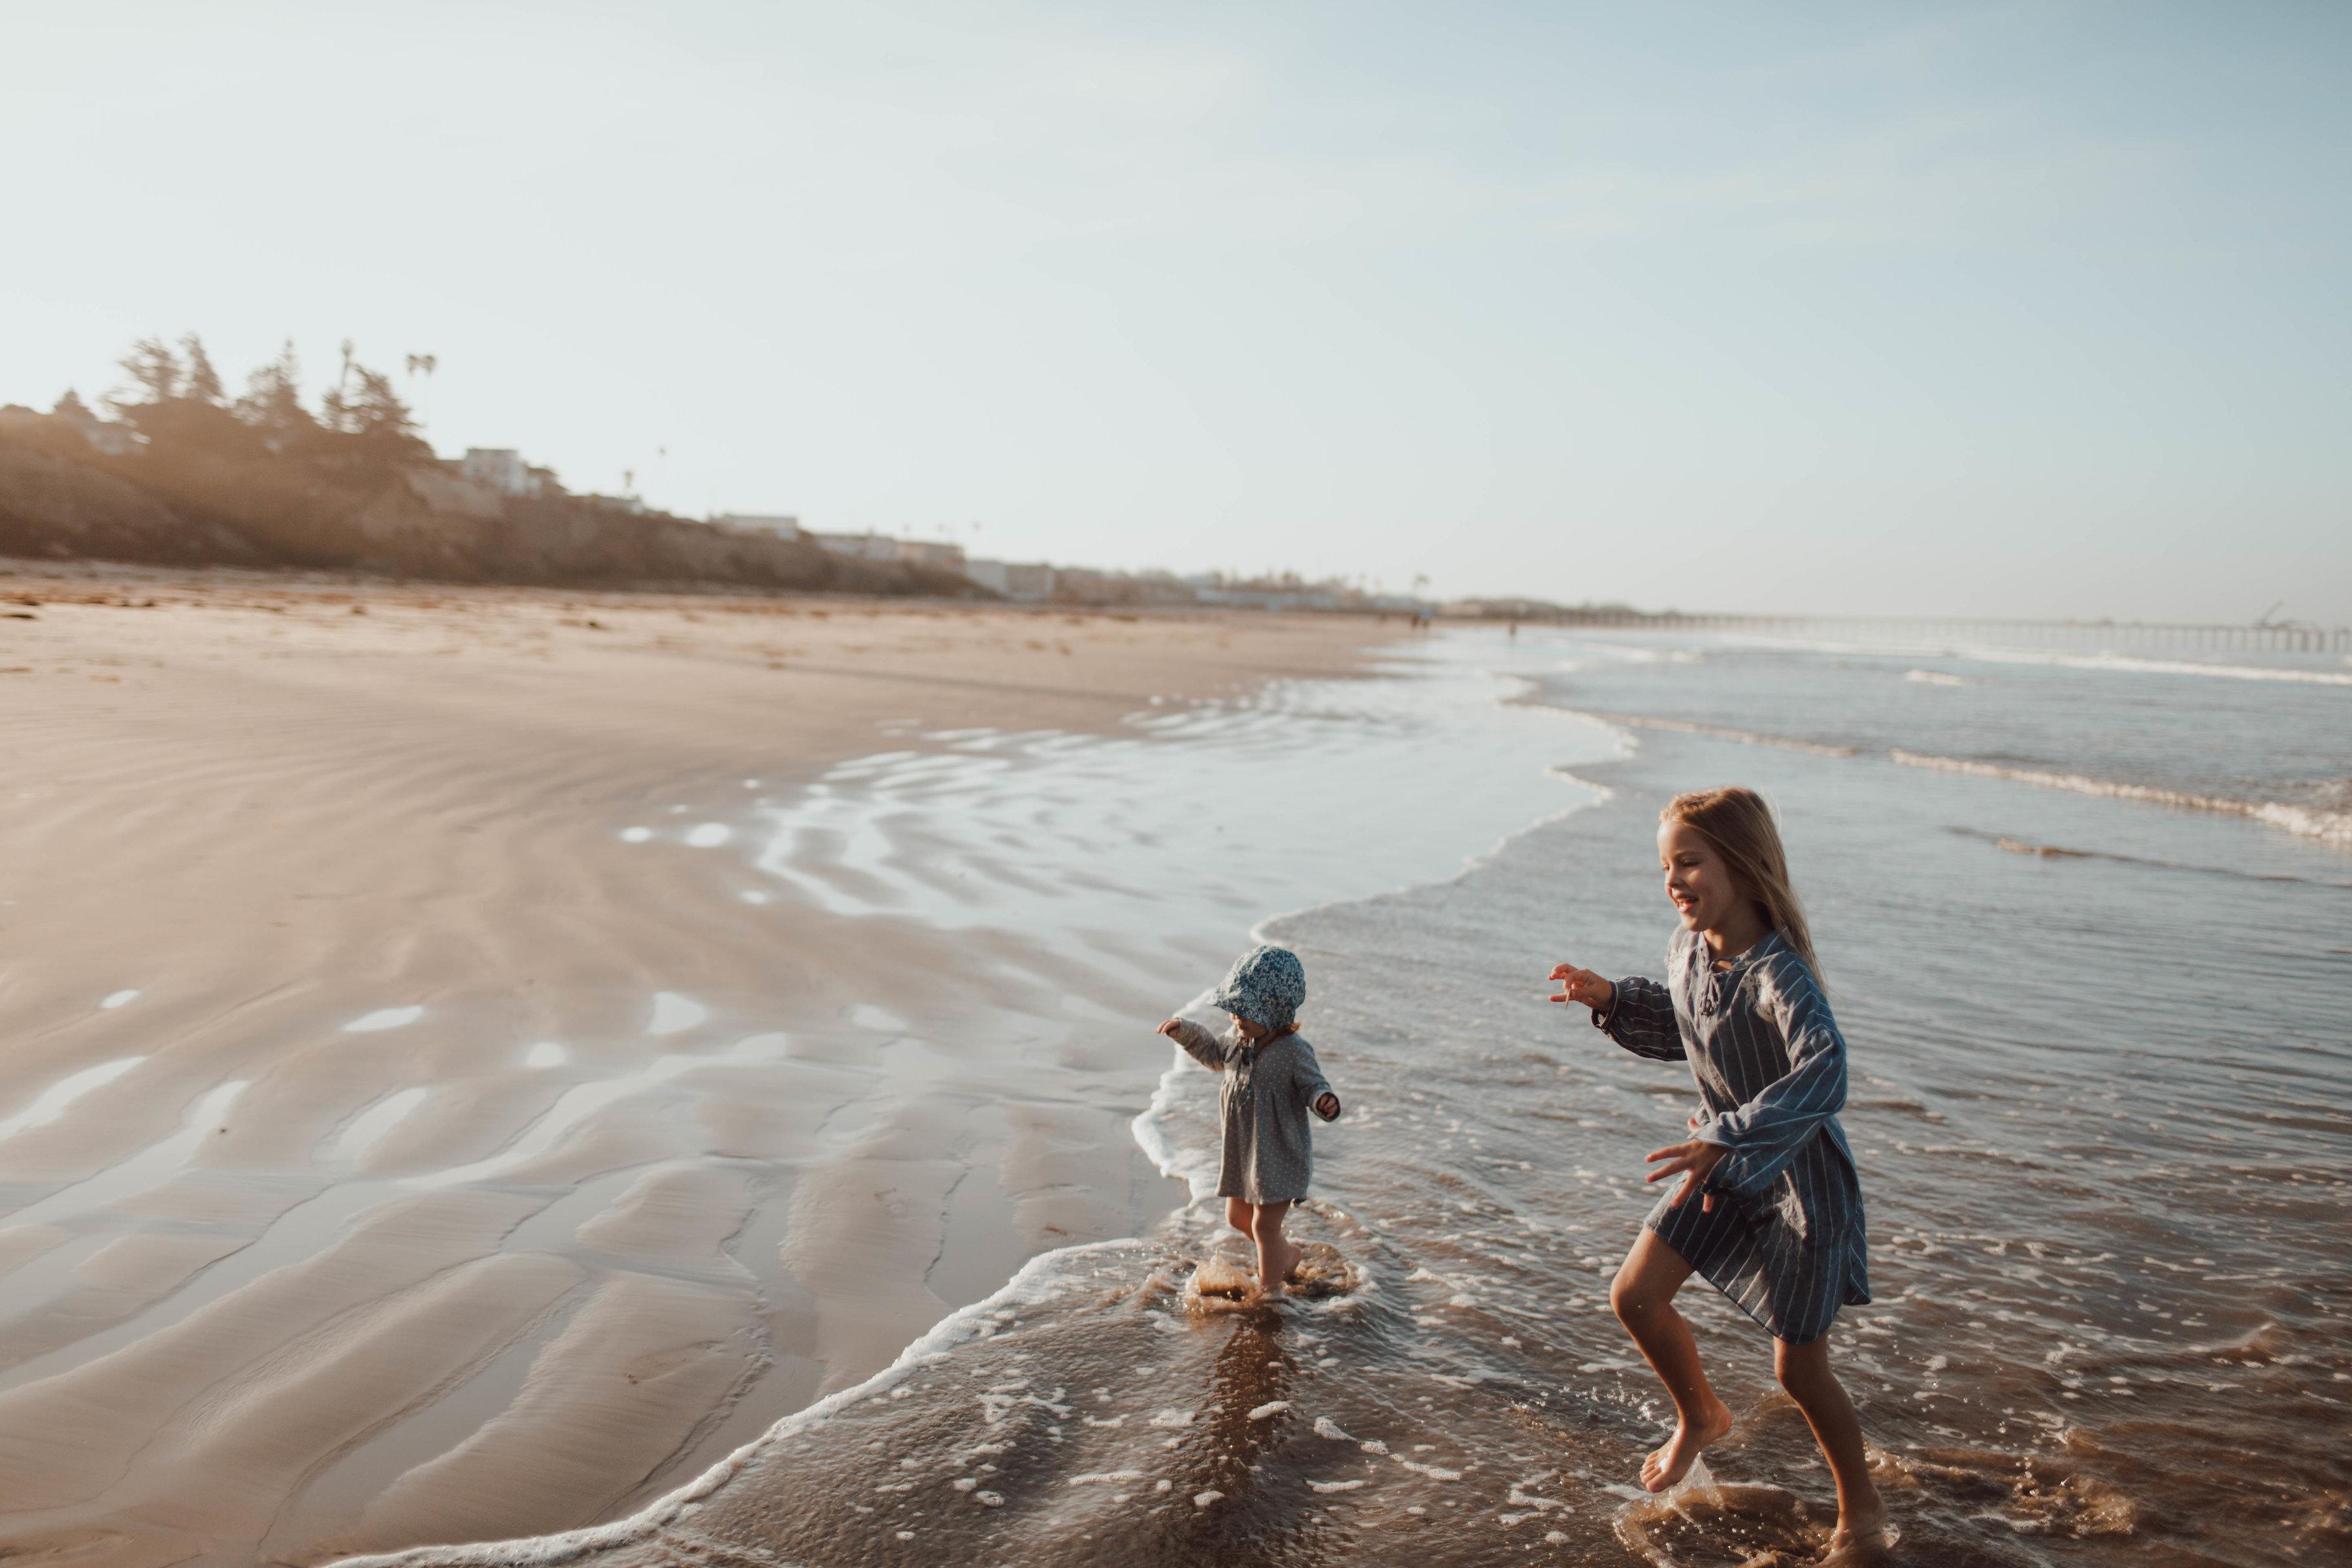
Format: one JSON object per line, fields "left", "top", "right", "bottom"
{"left": 1550, "top": 787, "right": 1886, "bottom": 1563}
{"left": 1158, "top": 943, "right": 1342, "bottom": 1301}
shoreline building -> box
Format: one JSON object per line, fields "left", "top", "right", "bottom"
{"left": 809, "top": 531, "right": 901, "bottom": 563}
{"left": 964, "top": 559, "right": 1054, "bottom": 600}
{"left": 805, "top": 529, "right": 1054, "bottom": 598}
{"left": 896, "top": 540, "right": 966, "bottom": 572}
{"left": 714, "top": 514, "right": 803, "bottom": 542}
{"left": 459, "top": 448, "right": 544, "bottom": 498}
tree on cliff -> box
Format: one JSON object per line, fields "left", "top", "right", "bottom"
{"left": 106, "top": 337, "right": 184, "bottom": 412}
{"left": 103, "top": 335, "right": 251, "bottom": 452}
{"left": 82, "top": 332, "right": 426, "bottom": 474}
{"left": 235, "top": 340, "right": 314, "bottom": 440}
{"left": 180, "top": 333, "right": 225, "bottom": 406}
{"left": 318, "top": 339, "right": 422, "bottom": 451}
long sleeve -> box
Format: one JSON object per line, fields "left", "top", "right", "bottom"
{"left": 1593, "top": 974, "right": 1686, "bottom": 1061}
{"left": 1695, "top": 956, "right": 1847, "bottom": 1198}
{"left": 1290, "top": 1038, "right": 1340, "bottom": 1121}
{"left": 1164, "top": 1018, "right": 1230, "bottom": 1072}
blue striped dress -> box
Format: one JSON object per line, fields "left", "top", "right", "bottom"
{"left": 1595, "top": 928, "right": 1869, "bottom": 1345}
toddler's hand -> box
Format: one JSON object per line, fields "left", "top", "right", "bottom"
{"left": 1156, "top": 1019, "right": 1184, "bottom": 1039}
{"left": 1548, "top": 963, "right": 1614, "bottom": 1014}
{"left": 1314, "top": 1092, "right": 1341, "bottom": 1120}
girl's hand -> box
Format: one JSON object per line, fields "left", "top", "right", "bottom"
{"left": 1314, "top": 1092, "right": 1340, "bottom": 1120}
{"left": 1548, "top": 964, "right": 1614, "bottom": 1014}
{"left": 1156, "top": 1019, "right": 1184, "bottom": 1039}
{"left": 1644, "top": 1139, "right": 1727, "bottom": 1211}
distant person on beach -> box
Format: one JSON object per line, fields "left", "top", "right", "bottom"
{"left": 1158, "top": 944, "right": 1341, "bottom": 1301}
{"left": 1549, "top": 787, "right": 1886, "bottom": 1563}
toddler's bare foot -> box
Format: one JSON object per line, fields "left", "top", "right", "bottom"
{"left": 1255, "top": 1239, "right": 1302, "bottom": 1294}
{"left": 1639, "top": 1397, "right": 1732, "bottom": 1492}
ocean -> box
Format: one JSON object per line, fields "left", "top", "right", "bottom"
{"left": 344, "top": 624, "right": 2351, "bottom": 1568}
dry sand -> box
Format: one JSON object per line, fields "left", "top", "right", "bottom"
{"left": 0, "top": 564, "right": 1391, "bottom": 1566}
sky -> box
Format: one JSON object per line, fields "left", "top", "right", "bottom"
{"left": 5, "top": 1, "right": 2348, "bottom": 621}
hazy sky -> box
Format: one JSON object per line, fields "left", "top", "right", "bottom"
{"left": 7, "top": 1, "right": 2348, "bottom": 619}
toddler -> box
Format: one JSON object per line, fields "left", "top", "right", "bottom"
{"left": 1158, "top": 943, "right": 1341, "bottom": 1300}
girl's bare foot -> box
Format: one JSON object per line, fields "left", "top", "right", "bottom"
{"left": 1639, "top": 1397, "right": 1733, "bottom": 1492}
{"left": 1822, "top": 1496, "right": 1892, "bottom": 1565}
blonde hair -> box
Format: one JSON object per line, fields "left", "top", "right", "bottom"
{"left": 1661, "top": 787, "right": 1818, "bottom": 974}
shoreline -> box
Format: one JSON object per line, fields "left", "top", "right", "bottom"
{"left": 0, "top": 565, "right": 1399, "bottom": 1565}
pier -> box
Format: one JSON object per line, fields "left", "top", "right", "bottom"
{"left": 1539, "top": 611, "right": 2351, "bottom": 656}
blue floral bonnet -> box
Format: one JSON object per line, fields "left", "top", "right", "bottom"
{"left": 1211, "top": 943, "right": 1306, "bottom": 1032}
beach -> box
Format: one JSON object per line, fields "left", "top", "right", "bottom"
{"left": 3, "top": 587, "right": 2347, "bottom": 1568}
{"left": 0, "top": 566, "right": 1392, "bottom": 1565}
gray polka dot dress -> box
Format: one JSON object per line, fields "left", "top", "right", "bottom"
{"left": 1595, "top": 927, "right": 1869, "bottom": 1345}
{"left": 1166, "top": 1019, "right": 1340, "bottom": 1204}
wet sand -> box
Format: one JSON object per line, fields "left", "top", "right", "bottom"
{"left": 0, "top": 564, "right": 1391, "bottom": 1566}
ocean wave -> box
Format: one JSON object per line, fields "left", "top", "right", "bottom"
{"left": 1546, "top": 696, "right": 2352, "bottom": 850}
{"left": 1572, "top": 710, "right": 1860, "bottom": 757}
{"left": 1948, "top": 827, "right": 2352, "bottom": 888}
{"left": 1692, "top": 628, "right": 2352, "bottom": 687}
{"left": 1955, "top": 647, "right": 2352, "bottom": 687}
{"left": 1893, "top": 752, "right": 2352, "bottom": 847}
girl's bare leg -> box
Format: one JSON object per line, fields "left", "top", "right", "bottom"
{"left": 1225, "top": 1197, "right": 1255, "bottom": 1240}
{"left": 1247, "top": 1200, "right": 1299, "bottom": 1298}
{"left": 1610, "top": 1229, "right": 1733, "bottom": 1491}
{"left": 1773, "top": 1335, "right": 1889, "bottom": 1562}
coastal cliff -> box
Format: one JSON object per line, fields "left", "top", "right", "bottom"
{"left": 0, "top": 406, "right": 968, "bottom": 596}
